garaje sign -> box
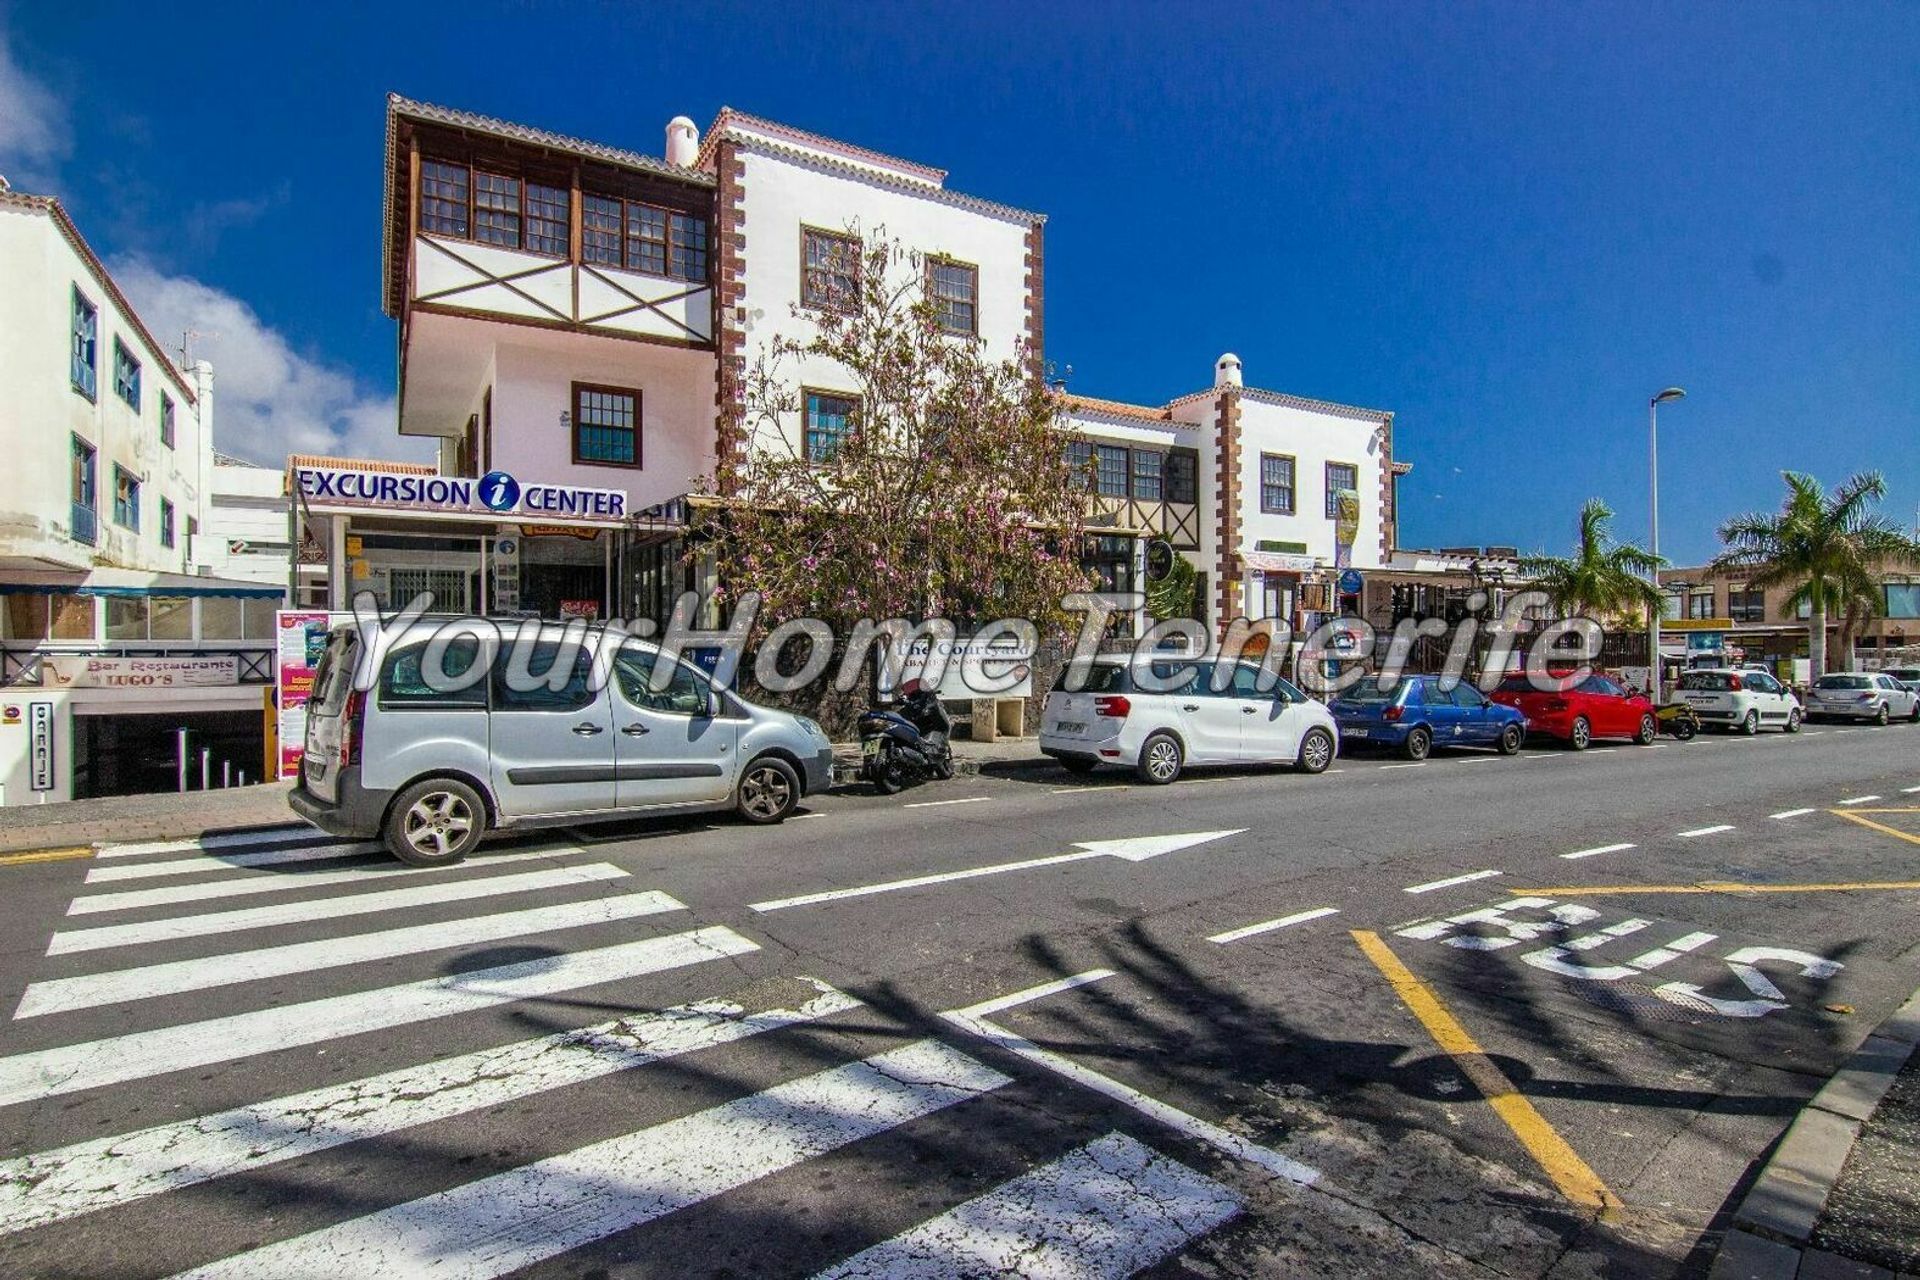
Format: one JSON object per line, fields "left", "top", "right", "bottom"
{"left": 43, "top": 656, "right": 239, "bottom": 689}
{"left": 295, "top": 467, "right": 628, "bottom": 522}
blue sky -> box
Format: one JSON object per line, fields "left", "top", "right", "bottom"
{"left": 5, "top": 1, "right": 1915, "bottom": 564}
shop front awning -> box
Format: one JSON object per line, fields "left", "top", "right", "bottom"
{"left": 0, "top": 568, "right": 285, "bottom": 598}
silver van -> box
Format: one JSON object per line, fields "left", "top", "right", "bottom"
{"left": 289, "top": 620, "right": 834, "bottom": 865}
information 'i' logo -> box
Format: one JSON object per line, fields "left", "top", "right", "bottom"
{"left": 478, "top": 471, "right": 521, "bottom": 512}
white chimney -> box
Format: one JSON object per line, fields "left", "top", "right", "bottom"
{"left": 1215, "top": 353, "right": 1243, "bottom": 388}
{"left": 665, "top": 116, "right": 699, "bottom": 167}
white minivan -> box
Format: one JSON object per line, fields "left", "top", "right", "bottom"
{"left": 1040, "top": 656, "right": 1339, "bottom": 783}
{"left": 291, "top": 620, "right": 835, "bottom": 865}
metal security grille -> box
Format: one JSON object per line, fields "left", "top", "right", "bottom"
{"left": 388, "top": 568, "right": 469, "bottom": 613}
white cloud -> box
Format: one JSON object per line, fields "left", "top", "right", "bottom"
{"left": 0, "top": 21, "right": 66, "bottom": 187}
{"left": 109, "top": 256, "right": 432, "bottom": 466}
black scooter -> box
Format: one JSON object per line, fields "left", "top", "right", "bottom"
{"left": 858, "top": 681, "right": 955, "bottom": 794}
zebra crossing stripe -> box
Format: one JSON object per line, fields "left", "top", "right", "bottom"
{"left": 812, "top": 1132, "right": 1241, "bottom": 1279}
{"left": 96, "top": 827, "right": 326, "bottom": 858}
{"left": 0, "top": 983, "right": 860, "bottom": 1237}
{"left": 0, "top": 926, "right": 758, "bottom": 1109}
{"left": 69, "top": 852, "right": 589, "bottom": 915}
{"left": 171, "top": 1039, "right": 1010, "bottom": 1280}
{"left": 84, "top": 842, "right": 383, "bottom": 883}
{"left": 48, "top": 863, "right": 629, "bottom": 955}
{"left": 17, "top": 890, "right": 687, "bottom": 1018}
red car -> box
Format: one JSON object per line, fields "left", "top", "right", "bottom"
{"left": 1490, "top": 673, "right": 1658, "bottom": 749}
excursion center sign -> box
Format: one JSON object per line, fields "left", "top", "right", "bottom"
{"left": 295, "top": 466, "right": 628, "bottom": 522}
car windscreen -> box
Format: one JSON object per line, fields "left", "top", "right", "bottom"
{"left": 1052, "top": 663, "right": 1129, "bottom": 694}
{"left": 1814, "top": 675, "right": 1871, "bottom": 690}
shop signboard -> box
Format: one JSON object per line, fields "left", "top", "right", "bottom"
{"left": 294, "top": 466, "right": 628, "bottom": 522}
{"left": 28, "top": 701, "right": 54, "bottom": 791}
{"left": 275, "top": 610, "right": 334, "bottom": 780}
{"left": 881, "top": 632, "right": 1035, "bottom": 699}
{"left": 41, "top": 656, "right": 240, "bottom": 689}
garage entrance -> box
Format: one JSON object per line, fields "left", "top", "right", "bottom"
{"left": 70, "top": 709, "right": 265, "bottom": 799}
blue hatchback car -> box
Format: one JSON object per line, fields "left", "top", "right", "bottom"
{"left": 1329, "top": 675, "right": 1527, "bottom": 760}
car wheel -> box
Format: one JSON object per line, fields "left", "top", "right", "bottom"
{"left": 1785, "top": 709, "right": 1802, "bottom": 734}
{"left": 1909, "top": 702, "right": 1919, "bottom": 723}
{"left": 1497, "top": 723, "right": 1523, "bottom": 755}
{"left": 1137, "top": 732, "right": 1183, "bottom": 785}
{"left": 1568, "top": 716, "right": 1591, "bottom": 751}
{"left": 1058, "top": 756, "right": 1099, "bottom": 775}
{"left": 1875, "top": 704, "right": 1890, "bottom": 726}
{"left": 1403, "top": 726, "right": 1432, "bottom": 761}
{"left": 1740, "top": 708, "right": 1760, "bottom": 736}
{"left": 737, "top": 755, "right": 800, "bottom": 823}
{"left": 1297, "top": 728, "right": 1335, "bottom": 774}
{"left": 385, "top": 777, "right": 486, "bottom": 867}
{"left": 1635, "top": 714, "right": 1658, "bottom": 745}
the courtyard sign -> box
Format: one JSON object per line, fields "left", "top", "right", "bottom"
{"left": 295, "top": 466, "right": 628, "bottom": 521}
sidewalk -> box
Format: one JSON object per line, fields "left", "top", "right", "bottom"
{"left": 0, "top": 782, "right": 297, "bottom": 854}
{"left": 1711, "top": 986, "right": 1920, "bottom": 1280}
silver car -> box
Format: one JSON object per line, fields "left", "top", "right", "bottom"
{"left": 290, "top": 620, "right": 834, "bottom": 865}
{"left": 1805, "top": 672, "right": 1920, "bottom": 725}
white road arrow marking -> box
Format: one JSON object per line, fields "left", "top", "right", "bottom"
{"left": 749, "top": 830, "right": 1245, "bottom": 912}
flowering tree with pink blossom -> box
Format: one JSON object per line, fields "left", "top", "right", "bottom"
{"left": 703, "top": 232, "right": 1092, "bottom": 634}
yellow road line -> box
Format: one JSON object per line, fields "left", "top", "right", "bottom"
{"left": 1830, "top": 810, "right": 1920, "bottom": 845}
{"left": 1513, "top": 880, "right": 1920, "bottom": 897}
{"left": 1351, "top": 929, "right": 1622, "bottom": 1212}
{"left": 0, "top": 846, "right": 95, "bottom": 867}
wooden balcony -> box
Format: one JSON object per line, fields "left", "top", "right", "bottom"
{"left": 1086, "top": 494, "right": 1200, "bottom": 549}
{"left": 411, "top": 235, "right": 712, "bottom": 347}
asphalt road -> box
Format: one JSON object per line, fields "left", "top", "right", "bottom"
{"left": 1, "top": 720, "right": 1917, "bottom": 1278}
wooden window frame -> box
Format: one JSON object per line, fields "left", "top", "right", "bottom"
{"left": 1324, "top": 460, "right": 1358, "bottom": 518}
{"left": 570, "top": 381, "right": 643, "bottom": 469}
{"left": 418, "top": 158, "right": 572, "bottom": 260}
{"left": 1129, "top": 449, "right": 1163, "bottom": 501}
{"left": 160, "top": 392, "right": 176, "bottom": 449}
{"left": 1260, "top": 453, "right": 1296, "bottom": 515}
{"left": 111, "top": 464, "right": 140, "bottom": 532}
{"left": 1165, "top": 448, "right": 1198, "bottom": 505}
{"left": 800, "top": 227, "right": 862, "bottom": 315}
{"left": 112, "top": 337, "right": 141, "bottom": 412}
{"left": 1093, "top": 444, "right": 1129, "bottom": 498}
{"left": 159, "top": 497, "right": 176, "bottom": 549}
{"left": 71, "top": 286, "right": 98, "bottom": 401}
{"left": 579, "top": 193, "right": 708, "bottom": 282}
{"left": 802, "top": 388, "right": 859, "bottom": 464}
{"left": 925, "top": 254, "right": 979, "bottom": 337}
{"left": 1065, "top": 439, "right": 1094, "bottom": 491}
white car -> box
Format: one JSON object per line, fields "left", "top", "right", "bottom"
{"left": 1674, "top": 668, "right": 1802, "bottom": 734}
{"left": 1040, "top": 657, "right": 1339, "bottom": 783}
{"left": 1806, "top": 672, "right": 1920, "bottom": 725}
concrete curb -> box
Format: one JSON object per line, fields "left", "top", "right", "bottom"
{"left": 1709, "top": 984, "right": 1920, "bottom": 1280}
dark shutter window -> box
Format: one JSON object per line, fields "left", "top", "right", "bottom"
{"left": 112, "top": 465, "right": 140, "bottom": 531}
{"left": 160, "top": 394, "right": 175, "bottom": 448}
{"left": 1165, "top": 450, "right": 1197, "bottom": 504}
{"left": 113, "top": 339, "right": 141, "bottom": 410}
{"left": 419, "top": 161, "right": 470, "bottom": 237}
{"left": 160, "top": 498, "right": 175, "bottom": 549}
{"left": 473, "top": 172, "right": 522, "bottom": 247}
{"left": 573, "top": 384, "right": 640, "bottom": 467}
{"left": 1094, "top": 445, "right": 1129, "bottom": 497}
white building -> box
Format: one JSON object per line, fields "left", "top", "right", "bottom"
{"left": 1062, "top": 353, "right": 1406, "bottom": 635}
{"left": 368, "top": 96, "right": 1409, "bottom": 644}
{"left": 0, "top": 189, "right": 282, "bottom": 805}
{"left": 201, "top": 453, "right": 315, "bottom": 597}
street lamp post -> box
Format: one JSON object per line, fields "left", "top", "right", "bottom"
{"left": 1648, "top": 387, "right": 1687, "bottom": 700}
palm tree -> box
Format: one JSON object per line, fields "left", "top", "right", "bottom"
{"left": 1712, "top": 471, "right": 1920, "bottom": 679}
{"left": 1518, "top": 498, "right": 1667, "bottom": 620}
